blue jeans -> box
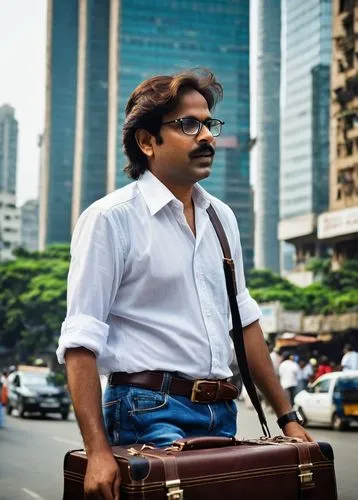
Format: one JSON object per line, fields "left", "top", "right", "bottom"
{"left": 103, "top": 383, "right": 237, "bottom": 448}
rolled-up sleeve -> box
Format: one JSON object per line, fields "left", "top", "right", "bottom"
{"left": 57, "top": 207, "right": 123, "bottom": 363}
{"left": 228, "top": 210, "right": 262, "bottom": 328}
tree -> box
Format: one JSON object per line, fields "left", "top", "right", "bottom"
{"left": 0, "top": 246, "right": 70, "bottom": 360}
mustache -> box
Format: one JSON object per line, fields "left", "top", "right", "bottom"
{"left": 189, "top": 144, "right": 216, "bottom": 158}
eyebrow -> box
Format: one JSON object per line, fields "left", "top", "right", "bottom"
{"left": 181, "top": 115, "right": 212, "bottom": 121}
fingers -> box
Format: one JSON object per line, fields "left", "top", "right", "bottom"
{"left": 101, "top": 483, "right": 115, "bottom": 500}
{"left": 113, "top": 470, "right": 121, "bottom": 500}
{"left": 85, "top": 484, "right": 114, "bottom": 500}
{"left": 305, "top": 431, "right": 314, "bottom": 442}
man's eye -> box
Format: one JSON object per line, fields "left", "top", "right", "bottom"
{"left": 184, "top": 118, "right": 197, "bottom": 127}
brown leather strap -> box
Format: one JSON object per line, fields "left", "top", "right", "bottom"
{"left": 108, "top": 371, "right": 238, "bottom": 402}
{"left": 207, "top": 204, "right": 270, "bottom": 437}
{"left": 286, "top": 442, "right": 316, "bottom": 491}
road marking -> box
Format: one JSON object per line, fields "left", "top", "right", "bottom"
{"left": 21, "top": 488, "right": 46, "bottom": 500}
{"left": 51, "top": 436, "right": 82, "bottom": 446}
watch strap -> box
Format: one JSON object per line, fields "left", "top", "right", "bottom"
{"left": 277, "top": 411, "right": 301, "bottom": 429}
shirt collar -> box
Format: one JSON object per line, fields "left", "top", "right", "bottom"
{"left": 137, "top": 170, "right": 211, "bottom": 215}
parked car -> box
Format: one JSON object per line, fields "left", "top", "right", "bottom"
{"left": 294, "top": 371, "right": 358, "bottom": 431}
{"left": 7, "top": 366, "right": 71, "bottom": 420}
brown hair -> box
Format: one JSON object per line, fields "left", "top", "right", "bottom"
{"left": 122, "top": 68, "right": 223, "bottom": 179}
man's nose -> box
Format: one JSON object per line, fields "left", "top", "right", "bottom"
{"left": 197, "top": 124, "right": 216, "bottom": 145}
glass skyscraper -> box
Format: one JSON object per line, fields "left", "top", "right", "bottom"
{"left": 39, "top": 0, "right": 110, "bottom": 248}
{"left": 0, "top": 104, "right": 18, "bottom": 195}
{"left": 254, "top": 0, "right": 281, "bottom": 273}
{"left": 40, "top": 0, "right": 253, "bottom": 268}
{"left": 278, "top": 0, "right": 331, "bottom": 275}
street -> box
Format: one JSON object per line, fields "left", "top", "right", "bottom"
{"left": 0, "top": 402, "right": 357, "bottom": 500}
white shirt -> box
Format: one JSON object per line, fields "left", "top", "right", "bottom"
{"left": 270, "top": 351, "right": 282, "bottom": 375}
{"left": 341, "top": 351, "right": 358, "bottom": 371}
{"left": 57, "top": 171, "right": 261, "bottom": 379}
{"left": 279, "top": 360, "right": 299, "bottom": 389}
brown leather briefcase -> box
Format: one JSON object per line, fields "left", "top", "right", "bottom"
{"left": 63, "top": 435, "right": 337, "bottom": 499}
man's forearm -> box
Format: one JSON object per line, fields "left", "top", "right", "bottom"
{"left": 65, "top": 347, "right": 111, "bottom": 456}
{"left": 243, "top": 321, "right": 291, "bottom": 418}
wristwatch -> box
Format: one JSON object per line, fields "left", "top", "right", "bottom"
{"left": 277, "top": 410, "right": 304, "bottom": 429}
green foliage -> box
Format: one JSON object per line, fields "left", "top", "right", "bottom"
{"left": 247, "top": 263, "right": 358, "bottom": 316}
{"left": 1, "top": 249, "right": 357, "bottom": 361}
{"left": 0, "top": 245, "right": 70, "bottom": 360}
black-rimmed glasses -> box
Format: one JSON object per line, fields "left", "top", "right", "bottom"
{"left": 161, "top": 117, "right": 224, "bottom": 137}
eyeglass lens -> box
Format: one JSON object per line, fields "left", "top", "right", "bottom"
{"left": 181, "top": 118, "right": 222, "bottom": 137}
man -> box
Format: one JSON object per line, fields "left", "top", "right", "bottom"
{"left": 341, "top": 344, "right": 358, "bottom": 371}
{"left": 278, "top": 354, "right": 299, "bottom": 406}
{"left": 57, "top": 69, "right": 311, "bottom": 500}
{"left": 270, "top": 347, "right": 282, "bottom": 376}
{"left": 314, "top": 355, "right": 333, "bottom": 380}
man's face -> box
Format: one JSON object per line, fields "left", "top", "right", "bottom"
{"left": 150, "top": 90, "right": 217, "bottom": 186}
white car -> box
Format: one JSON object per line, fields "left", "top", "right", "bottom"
{"left": 294, "top": 371, "right": 358, "bottom": 431}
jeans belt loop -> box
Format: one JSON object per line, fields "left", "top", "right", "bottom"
{"left": 160, "top": 372, "right": 172, "bottom": 393}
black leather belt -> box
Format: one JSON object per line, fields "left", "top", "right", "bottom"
{"left": 108, "top": 371, "right": 238, "bottom": 403}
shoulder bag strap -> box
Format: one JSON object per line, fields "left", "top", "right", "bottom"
{"left": 207, "top": 204, "right": 270, "bottom": 438}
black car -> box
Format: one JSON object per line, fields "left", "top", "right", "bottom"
{"left": 7, "top": 368, "right": 71, "bottom": 419}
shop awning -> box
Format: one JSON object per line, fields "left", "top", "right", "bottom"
{"left": 275, "top": 332, "right": 320, "bottom": 348}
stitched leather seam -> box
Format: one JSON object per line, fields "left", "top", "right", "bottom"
{"left": 64, "top": 462, "right": 333, "bottom": 487}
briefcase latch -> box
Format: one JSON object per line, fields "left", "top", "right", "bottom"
{"left": 298, "top": 463, "right": 314, "bottom": 488}
{"left": 166, "top": 479, "right": 184, "bottom": 500}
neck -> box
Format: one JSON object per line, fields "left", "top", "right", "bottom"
{"left": 168, "top": 184, "right": 194, "bottom": 210}
{"left": 151, "top": 172, "right": 194, "bottom": 210}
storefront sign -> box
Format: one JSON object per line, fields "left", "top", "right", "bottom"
{"left": 318, "top": 206, "right": 358, "bottom": 239}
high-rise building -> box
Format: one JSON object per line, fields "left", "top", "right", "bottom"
{"left": 278, "top": 0, "right": 332, "bottom": 284}
{"left": 40, "top": 0, "right": 253, "bottom": 268}
{"left": 39, "top": 0, "right": 110, "bottom": 249}
{"left": 0, "top": 192, "right": 20, "bottom": 261}
{"left": 254, "top": 0, "right": 281, "bottom": 273}
{"left": 21, "top": 199, "right": 39, "bottom": 252}
{"left": 317, "top": 0, "right": 358, "bottom": 265}
{"left": 0, "top": 104, "right": 18, "bottom": 195}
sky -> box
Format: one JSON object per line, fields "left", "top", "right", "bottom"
{"left": 0, "top": 0, "right": 46, "bottom": 206}
{"left": 0, "top": 0, "right": 257, "bottom": 207}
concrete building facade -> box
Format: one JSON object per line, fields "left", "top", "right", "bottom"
{"left": 318, "top": 0, "right": 358, "bottom": 265}
{"left": 0, "top": 192, "right": 20, "bottom": 261}
{"left": 21, "top": 199, "right": 39, "bottom": 252}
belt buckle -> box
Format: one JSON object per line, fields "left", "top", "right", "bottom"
{"left": 190, "top": 380, "right": 219, "bottom": 403}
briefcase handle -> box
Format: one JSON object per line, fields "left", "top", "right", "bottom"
{"left": 207, "top": 204, "right": 270, "bottom": 438}
{"left": 172, "top": 436, "right": 237, "bottom": 451}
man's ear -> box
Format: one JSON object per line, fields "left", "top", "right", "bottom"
{"left": 135, "top": 129, "right": 155, "bottom": 158}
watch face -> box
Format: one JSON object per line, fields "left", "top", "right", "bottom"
{"left": 295, "top": 410, "right": 304, "bottom": 425}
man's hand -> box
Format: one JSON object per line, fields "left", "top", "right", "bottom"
{"left": 282, "top": 421, "right": 314, "bottom": 442}
{"left": 85, "top": 449, "right": 121, "bottom": 500}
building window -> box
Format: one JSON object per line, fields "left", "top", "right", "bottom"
{"left": 346, "top": 49, "right": 354, "bottom": 69}
{"left": 346, "top": 140, "right": 353, "bottom": 155}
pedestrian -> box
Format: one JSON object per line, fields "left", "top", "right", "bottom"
{"left": 297, "top": 359, "right": 313, "bottom": 392}
{"left": 0, "top": 370, "right": 7, "bottom": 429}
{"left": 57, "top": 69, "right": 312, "bottom": 500}
{"left": 340, "top": 344, "right": 358, "bottom": 371}
{"left": 314, "top": 355, "right": 333, "bottom": 380}
{"left": 278, "top": 354, "right": 299, "bottom": 406}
